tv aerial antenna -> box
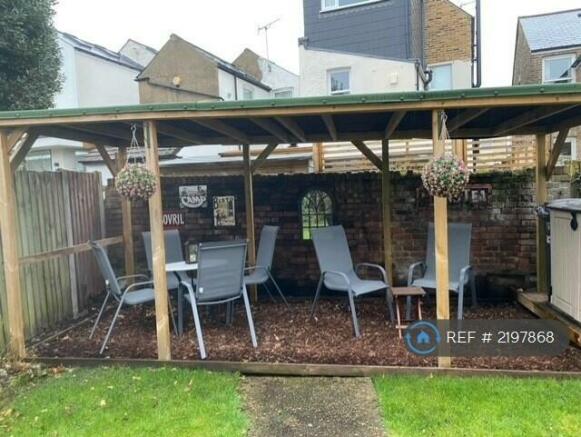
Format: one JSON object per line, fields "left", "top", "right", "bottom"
{"left": 257, "top": 18, "right": 280, "bottom": 60}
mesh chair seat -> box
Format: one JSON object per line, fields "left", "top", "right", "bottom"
{"left": 244, "top": 269, "right": 269, "bottom": 285}
{"left": 411, "top": 278, "right": 460, "bottom": 293}
{"left": 123, "top": 288, "right": 155, "bottom": 305}
{"left": 324, "top": 270, "right": 388, "bottom": 296}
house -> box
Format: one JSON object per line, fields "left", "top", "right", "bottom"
{"left": 299, "top": 0, "right": 477, "bottom": 95}
{"left": 513, "top": 8, "right": 581, "bottom": 160}
{"left": 23, "top": 32, "right": 145, "bottom": 172}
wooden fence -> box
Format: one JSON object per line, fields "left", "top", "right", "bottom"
{"left": 321, "top": 137, "right": 536, "bottom": 173}
{"left": 0, "top": 170, "right": 105, "bottom": 351}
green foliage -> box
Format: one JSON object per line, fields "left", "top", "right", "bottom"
{"left": 0, "top": 0, "right": 62, "bottom": 111}
{"left": 2, "top": 367, "right": 248, "bottom": 436}
{"left": 374, "top": 375, "right": 581, "bottom": 436}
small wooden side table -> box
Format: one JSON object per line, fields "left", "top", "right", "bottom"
{"left": 392, "top": 287, "right": 426, "bottom": 338}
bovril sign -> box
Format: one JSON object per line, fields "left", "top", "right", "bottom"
{"left": 163, "top": 210, "right": 185, "bottom": 229}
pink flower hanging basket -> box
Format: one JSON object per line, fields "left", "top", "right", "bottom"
{"left": 422, "top": 154, "right": 470, "bottom": 200}
{"left": 115, "top": 164, "right": 157, "bottom": 201}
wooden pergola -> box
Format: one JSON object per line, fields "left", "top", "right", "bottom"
{"left": 1, "top": 84, "right": 580, "bottom": 367}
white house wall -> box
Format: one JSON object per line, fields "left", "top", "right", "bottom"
{"left": 299, "top": 46, "right": 418, "bottom": 97}
{"left": 75, "top": 51, "right": 140, "bottom": 107}
{"left": 258, "top": 59, "right": 299, "bottom": 97}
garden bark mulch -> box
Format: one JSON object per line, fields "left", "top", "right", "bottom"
{"left": 33, "top": 300, "right": 581, "bottom": 371}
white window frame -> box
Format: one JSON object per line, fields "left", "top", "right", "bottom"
{"left": 321, "top": 0, "right": 383, "bottom": 13}
{"left": 274, "top": 87, "right": 294, "bottom": 99}
{"left": 242, "top": 86, "right": 254, "bottom": 100}
{"left": 542, "top": 54, "right": 576, "bottom": 84}
{"left": 328, "top": 68, "right": 351, "bottom": 96}
{"left": 428, "top": 62, "right": 454, "bottom": 91}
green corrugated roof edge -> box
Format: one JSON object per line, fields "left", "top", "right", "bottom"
{"left": 0, "top": 84, "right": 580, "bottom": 121}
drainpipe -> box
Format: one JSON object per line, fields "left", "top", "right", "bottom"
{"left": 472, "top": 0, "right": 482, "bottom": 88}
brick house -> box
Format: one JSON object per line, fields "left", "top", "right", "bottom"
{"left": 513, "top": 8, "right": 581, "bottom": 160}
{"left": 300, "top": 0, "right": 476, "bottom": 94}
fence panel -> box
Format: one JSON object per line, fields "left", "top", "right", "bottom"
{"left": 0, "top": 170, "right": 104, "bottom": 352}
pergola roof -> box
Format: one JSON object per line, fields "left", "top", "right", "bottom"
{"left": 0, "top": 84, "right": 580, "bottom": 147}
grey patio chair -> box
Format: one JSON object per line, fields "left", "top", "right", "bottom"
{"left": 142, "top": 230, "right": 189, "bottom": 291}
{"left": 178, "top": 240, "right": 257, "bottom": 360}
{"left": 407, "top": 223, "right": 477, "bottom": 320}
{"left": 89, "top": 241, "right": 177, "bottom": 355}
{"left": 310, "top": 225, "right": 395, "bottom": 338}
{"left": 244, "top": 225, "right": 290, "bottom": 309}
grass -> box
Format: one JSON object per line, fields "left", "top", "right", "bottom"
{"left": 1, "top": 367, "right": 247, "bottom": 437}
{"left": 374, "top": 375, "right": 581, "bottom": 437}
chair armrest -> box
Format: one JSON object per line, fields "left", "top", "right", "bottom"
{"left": 118, "top": 274, "right": 150, "bottom": 282}
{"left": 458, "top": 265, "right": 473, "bottom": 288}
{"left": 244, "top": 265, "right": 268, "bottom": 273}
{"left": 179, "top": 280, "right": 194, "bottom": 294}
{"left": 123, "top": 280, "right": 154, "bottom": 294}
{"left": 323, "top": 271, "right": 351, "bottom": 288}
{"left": 356, "top": 263, "right": 388, "bottom": 285}
{"left": 407, "top": 261, "right": 426, "bottom": 286}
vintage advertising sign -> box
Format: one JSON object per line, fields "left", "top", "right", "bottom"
{"left": 163, "top": 210, "right": 186, "bottom": 229}
{"left": 179, "top": 185, "right": 207, "bottom": 209}
{"left": 213, "top": 196, "right": 235, "bottom": 227}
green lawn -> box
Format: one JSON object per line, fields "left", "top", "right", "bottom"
{"left": 374, "top": 375, "right": 581, "bottom": 437}
{"left": 1, "top": 367, "right": 247, "bottom": 437}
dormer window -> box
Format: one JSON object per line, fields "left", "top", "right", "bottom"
{"left": 543, "top": 55, "right": 576, "bottom": 84}
{"left": 322, "top": 0, "right": 384, "bottom": 13}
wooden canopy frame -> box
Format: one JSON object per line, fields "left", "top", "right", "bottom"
{"left": 1, "top": 84, "right": 580, "bottom": 366}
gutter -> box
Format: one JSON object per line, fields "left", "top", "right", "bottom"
{"left": 472, "top": 0, "right": 482, "bottom": 88}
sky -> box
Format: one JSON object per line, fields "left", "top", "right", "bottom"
{"left": 54, "top": 0, "right": 581, "bottom": 87}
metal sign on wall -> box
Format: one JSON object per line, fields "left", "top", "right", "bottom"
{"left": 163, "top": 210, "right": 186, "bottom": 229}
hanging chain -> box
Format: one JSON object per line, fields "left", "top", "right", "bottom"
{"left": 440, "top": 111, "right": 450, "bottom": 143}
{"left": 129, "top": 123, "right": 145, "bottom": 165}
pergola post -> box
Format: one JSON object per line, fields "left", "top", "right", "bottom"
{"left": 535, "top": 134, "right": 549, "bottom": 294}
{"left": 432, "top": 111, "right": 451, "bottom": 369}
{"left": 117, "top": 147, "right": 135, "bottom": 277}
{"left": 144, "top": 121, "right": 171, "bottom": 361}
{"left": 381, "top": 139, "right": 393, "bottom": 282}
{"left": 243, "top": 144, "right": 257, "bottom": 301}
{"left": 0, "top": 129, "right": 26, "bottom": 358}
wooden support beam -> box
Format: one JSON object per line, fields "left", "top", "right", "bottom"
{"left": 192, "top": 119, "right": 249, "bottom": 144}
{"left": 250, "top": 118, "right": 291, "bottom": 143}
{"left": 545, "top": 129, "right": 570, "bottom": 180}
{"left": 0, "top": 130, "right": 25, "bottom": 358}
{"left": 144, "top": 121, "right": 171, "bottom": 361}
{"left": 10, "top": 131, "right": 39, "bottom": 173}
{"left": 251, "top": 144, "right": 278, "bottom": 173}
{"left": 275, "top": 117, "right": 307, "bottom": 143}
{"left": 447, "top": 108, "right": 488, "bottom": 133}
{"left": 6, "top": 128, "right": 27, "bottom": 151}
{"left": 313, "top": 143, "right": 324, "bottom": 173}
{"left": 494, "top": 105, "right": 575, "bottom": 136}
{"left": 117, "top": 147, "right": 135, "bottom": 277}
{"left": 94, "top": 144, "right": 118, "bottom": 176}
{"left": 432, "top": 111, "right": 451, "bottom": 369}
{"left": 535, "top": 134, "right": 549, "bottom": 295}
{"left": 381, "top": 139, "right": 393, "bottom": 282}
{"left": 352, "top": 140, "right": 383, "bottom": 170}
{"left": 157, "top": 123, "right": 203, "bottom": 144}
{"left": 384, "top": 111, "right": 407, "bottom": 139}
{"left": 243, "top": 144, "right": 257, "bottom": 301}
{"left": 322, "top": 115, "right": 338, "bottom": 141}
{"left": 69, "top": 124, "right": 132, "bottom": 142}
{"left": 19, "top": 236, "right": 124, "bottom": 265}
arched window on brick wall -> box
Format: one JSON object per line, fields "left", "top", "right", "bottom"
{"left": 301, "top": 190, "right": 333, "bottom": 240}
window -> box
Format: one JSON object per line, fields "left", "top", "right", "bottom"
{"left": 328, "top": 68, "right": 351, "bottom": 95}
{"left": 242, "top": 86, "right": 254, "bottom": 100}
{"left": 301, "top": 190, "right": 333, "bottom": 240}
{"left": 558, "top": 137, "right": 577, "bottom": 164}
{"left": 322, "top": 0, "right": 383, "bottom": 12}
{"left": 543, "top": 55, "right": 575, "bottom": 84}
{"left": 429, "top": 64, "right": 453, "bottom": 91}
{"left": 274, "top": 88, "right": 293, "bottom": 99}
{"left": 22, "top": 151, "right": 52, "bottom": 172}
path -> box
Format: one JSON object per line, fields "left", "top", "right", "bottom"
{"left": 241, "top": 377, "right": 386, "bottom": 437}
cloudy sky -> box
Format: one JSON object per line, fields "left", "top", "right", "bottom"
{"left": 54, "top": 0, "right": 580, "bottom": 87}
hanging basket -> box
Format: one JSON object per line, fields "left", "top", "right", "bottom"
{"left": 422, "top": 154, "right": 470, "bottom": 200}
{"left": 115, "top": 164, "right": 157, "bottom": 201}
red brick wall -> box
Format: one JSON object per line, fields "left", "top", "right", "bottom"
{"left": 105, "top": 171, "right": 569, "bottom": 294}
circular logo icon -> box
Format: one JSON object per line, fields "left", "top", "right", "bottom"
{"left": 404, "top": 321, "right": 442, "bottom": 356}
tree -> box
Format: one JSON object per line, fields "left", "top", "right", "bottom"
{"left": 0, "top": 0, "right": 62, "bottom": 111}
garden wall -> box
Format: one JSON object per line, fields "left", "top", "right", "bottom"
{"left": 104, "top": 171, "right": 571, "bottom": 298}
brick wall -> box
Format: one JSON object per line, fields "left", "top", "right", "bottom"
{"left": 425, "top": 0, "right": 473, "bottom": 64}
{"left": 105, "top": 171, "right": 571, "bottom": 296}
